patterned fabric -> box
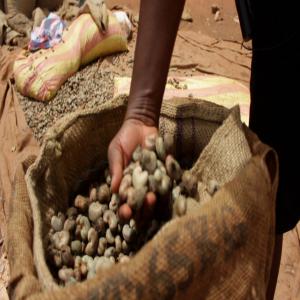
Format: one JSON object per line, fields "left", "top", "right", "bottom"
{"left": 29, "top": 13, "right": 66, "bottom": 51}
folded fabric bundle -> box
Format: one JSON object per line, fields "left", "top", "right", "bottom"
{"left": 14, "top": 12, "right": 128, "bottom": 101}
{"left": 29, "top": 13, "right": 65, "bottom": 51}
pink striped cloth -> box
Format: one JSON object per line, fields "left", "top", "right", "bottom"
{"left": 29, "top": 13, "right": 66, "bottom": 51}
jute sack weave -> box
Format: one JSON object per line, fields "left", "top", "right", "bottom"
{"left": 9, "top": 95, "right": 278, "bottom": 299}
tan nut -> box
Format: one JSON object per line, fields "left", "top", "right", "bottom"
{"left": 207, "top": 179, "right": 220, "bottom": 196}
{"left": 148, "top": 175, "right": 157, "bottom": 192}
{"left": 172, "top": 185, "right": 181, "bottom": 201}
{"left": 53, "top": 230, "right": 70, "bottom": 250}
{"left": 109, "top": 194, "right": 120, "bottom": 212}
{"left": 114, "top": 235, "right": 122, "bottom": 254}
{"left": 77, "top": 216, "right": 91, "bottom": 241}
{"left": 103, "top": 210, "right": 118, "bottom": 231}
{"left": 122, "top": 240, "right": 129, "bottom": 253}
{"left": 127, "top": 186, "right": 147, "bottom": 210}
{"left": 74, "top": 195, "right": 88, "bottom": 212}
{"left": 97, "top": 237, "right": 107, "bottom": 256}
{"left": 97, "top": 183, "right": 110, "bottom": 203}
{"left": 174, "top": 195, "right": 187, "bottom": 217}
{"left": 119, "top": 255, "right": 130, "bottom": 263}
{"left": 155, "top": 136, "right": 166, "bottom": 161}
{"left": 64, "top": 219, "right": 76, "bottom": 231}
{"left": 104, "top": 246, "right": 116, "bottom": 258}
{"left": 88, "top": 202, "right": 103, "bottom": 222}
{"left": 119, "top": 174, "right": 132, "bottom": 201}
{"left": 164, "top": 133, "right": 175, "bottom": 155}
{"left": 165, "top": 155, "right": 182, "bottom": 181}
{"left": 89, "top": 187, "right": 97, "bottom": 203}
{"left": 105, "top": 169, "right": 112, "bottom": 185}
{"left": 106, "top": 228, "right": 115, "bottom": 244}
{"left": 181, "top": 171, "right": 198, "bottom": 197}
{"left": 93, "top": 217, "right": 106, "bottom": 235}
{"left": 95, "top": 256, "right": 114, "bottom": 271}
{"left": 85, "top": 228, "right": 98, "bottom": 256}
{"left": 141, "top": 149, "right": 157, "bottom": 174}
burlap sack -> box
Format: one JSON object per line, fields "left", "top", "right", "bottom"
{"left": 9, "top": 95, "right": 278, "bottom": 299}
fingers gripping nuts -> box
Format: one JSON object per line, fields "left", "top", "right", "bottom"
{"left": 47, "top": 134, "right": 215, "bottom": 285}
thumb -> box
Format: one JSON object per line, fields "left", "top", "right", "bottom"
{"left": 108, "top": 140, "right": 124, "bottom": 193}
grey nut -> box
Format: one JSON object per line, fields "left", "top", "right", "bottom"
{"left": 53, "top": 230, "right": 70, "bottom": 250}
{"left": 122, "top": 224, "right": 135, "bottom": 243}
{"left": 181, "top": 171, "right": 198, "bottom": 197}
{"left": 51, "top": 213, "right": 65, "bottom": 232}
{"left": 155, "top": 136, "right": 166, "bottom": 161}
{"left": 141, "top": 149, "right": 157, "bottom": 174}
{"left": 66, "top": 207, "right": 78, "bottom": 219}
{"left": 105, "top": 168, "right": 112, "bottom": 185}
{"left": 71, "top": 240, "right": 83, "bottom": 255}
{"left": 165, "top": 155, "right": 182, "bottom": 181}
{"left": 132, "top": 145, "right": 142, "bottom": 161}
{"left": 132, "top": 166, "right": 148, "bottom": 189}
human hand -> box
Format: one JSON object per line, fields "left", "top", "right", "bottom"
{"left": 108, "top": 118, "right": 158, "bottom": 220}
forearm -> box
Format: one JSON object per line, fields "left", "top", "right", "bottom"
{"left": 125, "top": 0, "right": 186, "bottom": 126}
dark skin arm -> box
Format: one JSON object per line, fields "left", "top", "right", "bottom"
{"left": 108, "top": 0, "right": 186, "bottom": 220}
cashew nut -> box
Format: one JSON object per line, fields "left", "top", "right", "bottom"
{"left": 97, "top": 183, "right": 110, "bottom": 203}
{"left": 165, "top": 155, "right": 182, "bottom": 181}
{"left": 132, "top": 166, "right": 148, "bottom": 189}
{"left": 85, "top": 228, "right": 98, "bottom": 256}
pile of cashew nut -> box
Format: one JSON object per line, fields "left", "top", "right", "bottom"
{"left": 47, "top": 134, "right": 219, "bottom": 285}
